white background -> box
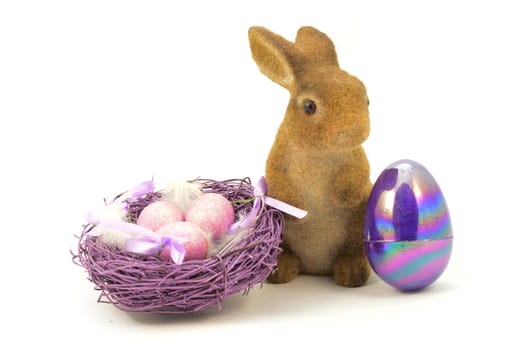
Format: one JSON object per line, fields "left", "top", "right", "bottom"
{"left": 1, "top": 0, "right": 524, "bottom": 349}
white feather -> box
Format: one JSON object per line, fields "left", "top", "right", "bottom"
{"left": 86, "top": 200, "right": 134, "bottom": 249}
{"left": 86, "top": 201, "right": 126, "bottom": 225}
{"left": 161, "top": 180, "right": 202, "bottom": 213}
{"left": 98, "top": 228, "right": 137, "bottom": 250}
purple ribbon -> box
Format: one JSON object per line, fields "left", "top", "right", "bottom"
{"left": 228, "top": 176, "right": 307, "bottom": 234}
{"left": 227, "top": 196, "right": 262, "bottom": 235}
{"left": 87, "top": 219, "right": 157, "bottom": 238}
{"left": 86, "top": 219, "right": 186, "bottom": 264}
{"left": 125, "top": 236, "right": 186, "bottom": 264}
{"left": 85, "top": 179, "right": 186, "bottom": 264}
{"left": 86, "top": 180, "right": 156, "bottom": 225}
{"left": 253, "top": 177, "right": 308, "bottom": 219}
{"left": 220, "top": 177, "right": 307, "bottom": 255}
{"left": 127, "top": 180, "right": 155, "bottom": 198}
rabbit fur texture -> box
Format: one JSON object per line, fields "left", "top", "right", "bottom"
{"left": 249, "top": 26, "right": 372, "bottom": 287}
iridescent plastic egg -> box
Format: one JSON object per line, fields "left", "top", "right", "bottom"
{"left": 364, "top": 159, "right": 453, "bottom": 291}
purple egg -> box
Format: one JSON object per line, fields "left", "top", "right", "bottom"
{"left": 364, "top": 159, "right": 453, "bottom": 291}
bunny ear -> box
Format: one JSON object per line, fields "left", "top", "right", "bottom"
{"left": 295, "top": 26, "right": 339, "bottom": 67}
{"left": 249, "top": 26, "right": 299, "bottom": 90}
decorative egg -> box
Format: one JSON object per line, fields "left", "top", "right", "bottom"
{"left": 156, "top": 222, "right": 209, "bottom": 261}
{"left": 364, "top": 159, "right": 453, "bottom": 291}
{"left": 185, "top": 193, "right": 235, "bottom": 240}
{"left": 136, "top": 200, "right": 184, "bottom": 232}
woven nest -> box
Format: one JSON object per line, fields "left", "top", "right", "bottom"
{"left": 72, "top": 178, "right": 284, "bottom": 314}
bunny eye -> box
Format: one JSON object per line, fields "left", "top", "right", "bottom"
{"left": 303, "top": 99, "right": 317, "bottom": 115}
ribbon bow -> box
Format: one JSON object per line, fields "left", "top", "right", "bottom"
{"left": 85, "top": 180, "right": 186, "bottom": 264}
{"left": 219, "top": 177, "right": 307, "bottom": 255}
{"left": 125, "top": 235, "right": 186, "bottom": 264}
{"left": 254, "top": 177, "right": 308, "bottom": 219}
{"left": 228, "top": 176, "right": 307, "bottom": 234}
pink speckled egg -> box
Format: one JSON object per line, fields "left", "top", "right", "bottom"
{"left": 185, "top": 193, "right": 235, "bottom": 240}
{"left": 156, "top": 222, "right": 208, "bottom": 261}
{"left": 136, "top": 200, "right": 184, "bottom": 232}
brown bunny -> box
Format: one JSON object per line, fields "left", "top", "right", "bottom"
{"left": 249, "top": 26, "right": 371, "bottom": 287}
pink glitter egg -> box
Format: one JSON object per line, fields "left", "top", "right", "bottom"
{"left": 156, "top": 222, "right": 209, "bottom": 261}
{"left": 185, "top": 193, "right": 235, "bottom": 240}
{"left": 136, "top": 200, "right": 184, "bottom": 232}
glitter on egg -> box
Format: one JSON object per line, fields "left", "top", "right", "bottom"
{"left": 364, "top": 159, "right": 453, "bottom": 291}
{"left": 136, "top": 200, "right": 184, "bottom": 232}
{"left": 156, "top": 222, "right": 209, "bottom": 261}
{"left": 185, "top": 193, "right": 235, "bottom": 240}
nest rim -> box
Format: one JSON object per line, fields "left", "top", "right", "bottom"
{"left": 72, "top": 177, "right": 284, "bottom": 314}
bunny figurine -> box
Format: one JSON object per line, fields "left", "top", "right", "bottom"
{"left": 249, "top": 26, "right": 371, "bottom": 287}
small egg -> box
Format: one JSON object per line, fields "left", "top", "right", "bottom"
{"left": 364, "top": 159, "right": 453, "bottom": 291}
{"left": 156, "top": 222, "right": 208, "bottom": 261}
{"left": 136, "top": 200, "right": 184, "bottom": 232}
{"left": 185, "top": 193, "right": 234, "bottom": 240}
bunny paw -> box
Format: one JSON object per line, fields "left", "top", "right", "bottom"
{"left": 333, "top": 255, "right": 370, "bottom": 287}
{"left": 267, "top": 250, "right": 302, "bottom": 284}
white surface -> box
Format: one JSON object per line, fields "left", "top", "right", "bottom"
{"left": 1, "top": 1, "right": 524, "bottom": 349}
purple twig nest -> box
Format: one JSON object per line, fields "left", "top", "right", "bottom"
{"left": 72, "top": 178, "right": 284, "bottom": 314}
